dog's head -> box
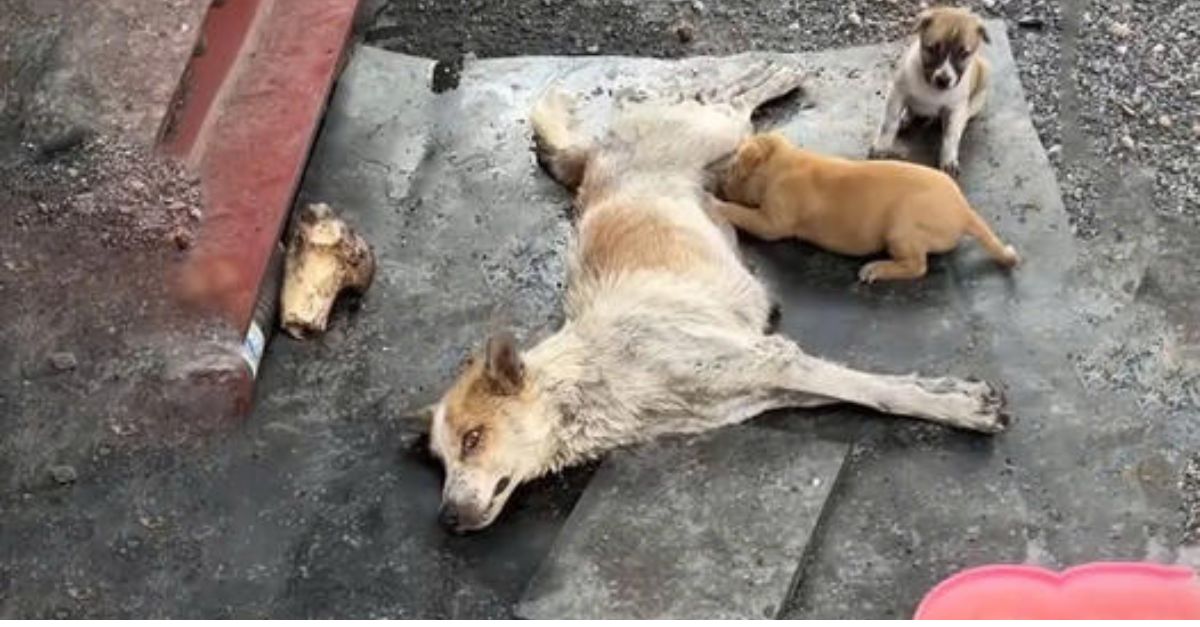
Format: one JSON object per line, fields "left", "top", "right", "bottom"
{"left": 427, "top": 331, "right": 553, "bottom": 533}
{"left": 914, "top": 7, "right": 989, "bottom": 91}
{"left": 721, "top": 132, "right": 788, "bottom": 202}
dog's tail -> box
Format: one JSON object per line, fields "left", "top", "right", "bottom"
{"left": 530, "top": 88, "right": 589, "bottom": 189}
{"left": 965, "top": 209, "right": 1020, "bottom": 267}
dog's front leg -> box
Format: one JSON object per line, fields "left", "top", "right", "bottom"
{"left": 744, "top": 335, "right": 1009, "bottom": 433}
{"left": 869, "top": 84, "right": 906, "bottom": 159}
{"left": 710, "top": 197, "right": 793, "bottom": 241}
{"left": 939, "top": 105, "right": 970, "bottom": 178}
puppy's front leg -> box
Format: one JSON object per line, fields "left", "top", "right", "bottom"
{"left": 710, "top": 197, "right": 793, "bottom": 242}
{"left": 869, "top": 84, "right": 906, "bottom": 159}
{"left": 939, "top": 105, "right": 970, "bottom": 178}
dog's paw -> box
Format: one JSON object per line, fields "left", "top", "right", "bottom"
{"left": 967, "top": 379, "right": 1010, "bottom": 434}
{"left": 858, "top": 261, "right": 883, "bottom": 284}
{"left": 940, "top": 158, "right": 961, "bottom": 178}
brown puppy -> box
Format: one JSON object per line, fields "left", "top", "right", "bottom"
{"left": 714, "top": 132, "right": 1019, "bottom": 283}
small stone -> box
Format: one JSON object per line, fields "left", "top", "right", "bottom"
{"left": 1191, "top": 121, "right": 1200, "bottom": 138}
{"left": 1120, "top": 135, "right": 1136, "bottom": 150}
{"left": 1153, "top": 43, "right": 1166, "bottom": 54}
{"left": 127, "top": 178, "right": 146, "bottom": 192}
{"left": 981, "top": 0, "right": 995, "bottom": 8}
{"left": 787, "top": 21, "right": 800, "bottom": 31}
{"left": 1158, "top": 114, "right": 1172, "bottom": 128}
{"left": 49, "top": 465, "right": 77, "bottom": 485}
{"left": 188, "top": 206, "right": 202, "bottom": 221}
{"left": 1116, "top": 44, "right": 1127, "bottom": 55}
{"left": 49, "top": 351, "right": 77, "bottom": 372}
{"left": 585, "top": 44, "right": 599, "bottom": 54}
{"left": 1047, "top": 144, "right": 1062, "bottom": 157}
{"left": 66, "top": 167, "right": 79, "bottom": 178}
{"left": 847, "top": 11, "right": 862, "bottom": 27}
{"left": 673, "top": 20, "right": 695, "bottom": 44}
{"left": 690, "top": 0, "right": 704, "bottom": 14}
{"left": 1017, "top": 15, "right": 1044, "bottom": 29}
{"left": 169, "top": 227, "right": 193, "bottom": 250}
{"left": 1107, "top": 21, "right": 1132, "bottom": 39}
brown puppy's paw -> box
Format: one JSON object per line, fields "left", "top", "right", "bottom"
{"left": 858, "top": 261, "right": 884, "bottom": 284}
{"left": 940, "top": 158, "right": 961, "bottom": 178}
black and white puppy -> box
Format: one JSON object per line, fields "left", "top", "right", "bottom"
{"left": 869, "top": 7, "right": 991, "bottom": 178}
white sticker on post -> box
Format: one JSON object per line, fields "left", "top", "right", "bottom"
{"left": 240, "top": 321, "right": 266, "bottom": 378}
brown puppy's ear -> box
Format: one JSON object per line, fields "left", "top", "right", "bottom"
{"left": 484, "top": 331, "right": 524, "bottom": 395}
{"left": 977, "top": 21, "right": 991, "bottom": 44}
{"left": 734, "top": 136, "right": 770, "bottom": 171}
{"left": 914, "top": 9, "right": 934, "bottom": 34}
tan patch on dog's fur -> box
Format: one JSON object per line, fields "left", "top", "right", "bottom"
{"left": 580, "top": 204, "right": 714, "bottom": 276}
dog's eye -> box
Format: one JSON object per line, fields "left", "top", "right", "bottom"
{"left": 461, "top": 427, "right": 483, "bottom": 456}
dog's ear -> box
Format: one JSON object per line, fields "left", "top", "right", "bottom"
{"left": 484, "top": 331, "right": 524, "bottom": 395}
{"left": 914, "top": 9, "right": 934, "bottom": 34}
{"left": 976, "top": 20, "right": 991, "bottom": 44}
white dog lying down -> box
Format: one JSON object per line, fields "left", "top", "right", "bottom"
{"left": 425, "top": 64, "right": 1009, "bottom": 533}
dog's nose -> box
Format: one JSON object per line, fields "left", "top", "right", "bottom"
{"left": 933, "top": 75, "right": 951, "bottom": 89}
{"left": 438, "top": 503, "right": 461, "bottom": 531}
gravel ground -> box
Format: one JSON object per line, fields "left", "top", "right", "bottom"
{"left": 1187, "top": 454, "right": 1200, "bottom": 544}
{"left": 365, "top": 0, "right": 1199, "bottom": 239}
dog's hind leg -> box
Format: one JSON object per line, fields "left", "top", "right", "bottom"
{"left": 530, "top": 88, "right": 591, "bottom": 190}
{"left": 703, "top": 334, "right": 1009, "bottom": 433}
{"left": 858, "top": 236, "right": 929, "bottom": 283}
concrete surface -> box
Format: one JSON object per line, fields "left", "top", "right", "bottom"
{"left": 517, "top": 427, "right": 847, "bottom": 619}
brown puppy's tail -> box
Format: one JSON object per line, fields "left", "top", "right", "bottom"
{"left": 965, "top": 209, "right": 1020, "bottom": 267}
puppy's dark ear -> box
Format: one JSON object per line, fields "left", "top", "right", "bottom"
{"left": 484, "top": 331, "right": 524, "bottom": 395}
{"left": 977, "top": 22, "right": 991, "bottom": 44}
{"left": 914, "top": 10, "right": 934, "bottom": 34}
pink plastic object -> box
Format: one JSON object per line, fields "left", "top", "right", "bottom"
{"left": 915, "top": 563, "right": 1200, "bottom": 619}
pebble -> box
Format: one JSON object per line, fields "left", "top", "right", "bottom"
{"left": 48, "top": 351, "right": 78, "bottom": 372}
{"left": 1107, "top": 21, "right": 1132, "bottom": 39}
{"left": 690, "top": 0, "right": 705, "bottom": 15}
{"left": 585, "top": 43, "right": 599, "bottom": 54}
{"left": 847, "top": 11, "right": 862, "bottom": 27}
{"left": 1158, "top": 114, "right": 1173, "bottom": 128}
{"left": 1017, "top": 15, "right": 1045, "bottom": 29}
{"left": 1121, "top": 134, "right": 1136, "bottom": 150}
{"left": 169, "top": 227, "right": 193, "bottom": 250}
{"left": 673, "top": 20, "right": 695, "bottom": 44}
{"left": 49, "top": 464, "right": 78, "bottom": 485}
